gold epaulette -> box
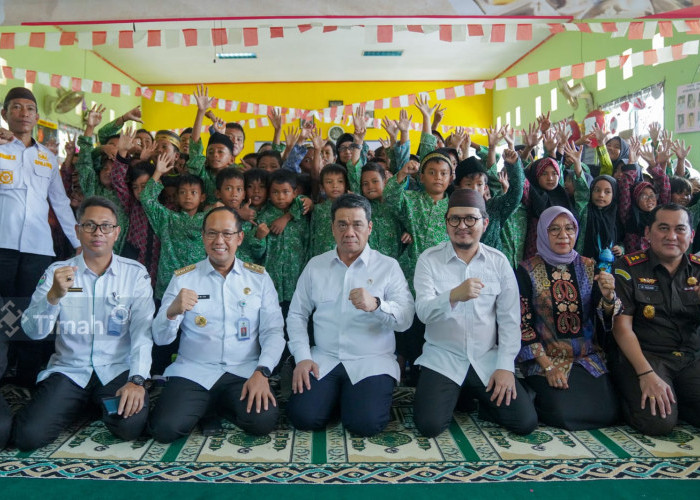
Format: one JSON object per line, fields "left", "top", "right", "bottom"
{"left": 244, "top": 262, "right": 265, "bottom": 274}
{"left": 623, "top": 252, "right": 648, "bottom": 267}
{"left": 174, "top": 264, "right": 196, "bottom": 276}
{"left": 690, "top": 254, "right": 700, "bottom": 265}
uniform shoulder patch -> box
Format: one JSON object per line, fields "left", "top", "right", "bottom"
{"left": 624, "top": 252, "right": 648, "bottom": 267}
{"left": 690, "top": 254, "right": 700, "bottom": 265}
{"left": 614, "top": 268, "right": 632, "bottom": 281}
{"left": 243, "top": 262, "right": 265, "bottom": 274}
{"left": 174, "top": 264, "right": 196, "bottom": 276}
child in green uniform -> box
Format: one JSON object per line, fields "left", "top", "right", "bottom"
{"left": 309, "top": 164, "right": 348, "bottom": 257}
{"left": 141, "top": 152, "right": 207, "bottom": 301}
{"left": 215, "top": 168, "right": 265, "bottom": 264}
{"left": 256, "top": 170, "right": 310, "bottom": 311}
{"left": 360, "top": 162, "right": 410, "bottom": 260}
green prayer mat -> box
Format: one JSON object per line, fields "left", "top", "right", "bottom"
{"left": 1, "top": 385, "right": 698, "bottom": 484}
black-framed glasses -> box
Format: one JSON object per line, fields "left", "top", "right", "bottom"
{"left": 446, "top": 215, "right": 482, "bottom": 228}
{"left": 203, "top": 230, "right": 242, "bottom": 241}
{"left": 547, "top": 225, "right": 577, "bottom": 236}
{"left": 79, "top": 222, "right": 118, "bottom": 234}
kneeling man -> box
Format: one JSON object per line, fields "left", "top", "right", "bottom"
{"left": 286, "top": 194, "right": 414, "bottom": 436}
{"left": 15, "top": 197, "right": 153, "bottom": 450}
{"left": 412, "top": 189, "right": 537, "bottom": 437}
{"left": 148, "top": 207, "right": 285, "bottom": 441}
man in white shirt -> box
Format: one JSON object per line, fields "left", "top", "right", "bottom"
{"left": 14, "top": 197, "right": 153, "bottom": 450}
{"left": 286, "top": 194, "right": 414, "bottom": 436}
{"left": 0, "top": 87, "right": 81, "bottom": 385}
{"left": 413, "top": 189, "right": 537, "bottom": 437}
{"left": 148, "top": 206, "right": 285, "bottom": 441}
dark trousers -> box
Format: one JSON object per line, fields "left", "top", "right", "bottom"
{"left": 613, "top": 351, "right": 700, "bottom": 436}
{"left": 287, "top": 363, "right": 395, "bottom": 437}
{"left": 0, "top": 249, "right": 54, "bottom": 382}
{"left": 413, "top": 366, "right": 538, "bottom": 437}
{"left": 148, "top": 373, "right": 279, "bottom": 443}
{"left": 525, "top": 365, "right": 619, "bottom": 430}
{"left": 0, "top": 394, "right": 11, "bottom": 450}
{"left": 12, "top": 371, "right": 148, "bottom": 451}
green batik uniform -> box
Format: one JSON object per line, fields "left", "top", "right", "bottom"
{"left": 76, "top": 135, "right": 129, "bottom": 254}
{"left": 141, "top": 178, "right": 206, "bottom": 299}
{"left": 257, "top": 197, "right": 309, "bottom": 303}
{"left": 368, "top": 198, "right": 404, "bottom": 260}
{"left": 345, "top": 143, "right": 369, "bottom": 195}
{"left": 383, "top": 176, "right": 449, "bottom": 295}
{"left": 481, "top": 158, "right": 525, "bottom": 254}
{"left": 186, "top": 138, "right": 218, "bottom": 205}
{"left": 237, "top": 220, "right": 266, "bottom": 265}
{"left": 309, "top": 200, "right": 336, "bottom": 258}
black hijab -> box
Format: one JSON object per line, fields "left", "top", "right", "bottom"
{"left": 582, "top": 175, "right": 620, "bottom": 258}
{"left": 527, "top": 157, "right": 576, "bottom": 219}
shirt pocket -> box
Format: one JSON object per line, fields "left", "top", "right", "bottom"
{"left": 634, "top": 288, "right": 663, "bottom": 305}
{"left": 0, "top": 157, "right": 18, "bottom": 190}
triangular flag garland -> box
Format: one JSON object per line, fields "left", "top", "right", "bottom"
{"left": 1, "top": 40, "right": 697, "bottom": 130}
{"left": 0, "top": 19, "right": 698, "bottom": 51}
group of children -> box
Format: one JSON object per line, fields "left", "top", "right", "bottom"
{"left": 52, "top": 88, "right": 697, "bottom": 378}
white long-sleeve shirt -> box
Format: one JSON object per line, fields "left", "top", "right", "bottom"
{"left": 287, "top": 245, "right": 414, "bottom": 384}
{"left": 0, "top": 138, "right": 80, "bottom": 254}
{"left": 152, "top": 257, "right": 286, "bottom": 390}
{"left": 21, "top": 253, "right": 154, "bottom": 388}
{"left": 414, "top": 241, "right": 521, "bottom": 386}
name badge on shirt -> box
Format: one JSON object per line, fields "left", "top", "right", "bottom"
{"left": 67, "top": 287, "right": 83, "bottom": 293}
{"left": 237, "top": 317, "right": 251, "bottom": 340}
{"left": 197, "top": 294, "right": 210, "bottom": 300}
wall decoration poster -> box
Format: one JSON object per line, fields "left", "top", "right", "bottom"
{"left": 36, "top": 118, "right": 58, "bottom": 153}
{"left": 676, "top": 82, "right": 700, "bottom": 133}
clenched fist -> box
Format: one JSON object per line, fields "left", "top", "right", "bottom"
{"left": 166, "top": 288, "right": 198, "bottom": 320}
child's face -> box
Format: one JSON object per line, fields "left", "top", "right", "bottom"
{"left": 420, "top": 160, "right": 451, "bottom": 196}
{"left": 246, "top": 179, "right": 268, "bottom": 208}
{"left": 361, "top": 170, "right": 385, "bottom": 201}
{"left": 672, "top": 190, "right": 692, "bottom": 207}
{"left": 258, "top": 156, "right": 280, "bottom": 172}
{"left": 537, "top": 166, "right": 559, "bottom": 191}
{"left": 637, "top": 187, "right": 657, "bottom": 212}
{"left": 217, "top": 178, "right": 245, "bottom": 209}
{"left": 457, "top": 173, "right": 487, "bottom": 195}
{"left": 162, "top": 186, "right": 178, "bottom": 207}
{"left": 177, "top": 183, "right": 203, "bottom": 213}
{"left": 269, "top": 181, "right": 295, "bottom": 211}
{"left": 591, "top": 180, "right": 614, "bottom": 208}
{"left": 564, "top": 175, "right": 575, "bottom": 198}
{"left": 322, "top": 173, "right": 346, "bottom": 201}
{"left": 99, "top": 160, "right": 113, "bottom": 189}
{"left": 337, "top": 142, "right": 353, "bottom": 164}
{"left": 299, "top": 149, "right": 314, "bottom": 173}
{"left": 131, "top": 173, "right": 150, "bottom": 201}
{"left": 180, "top": 132, "right": 191, "bottom": 154}
{"left": 321, "top": 144, "right": 336, "bottom": 165}
{"left": 613, "top": 165, "right": 623, "bottom": 181}
{"left": 606, "top": 138, "right": 621, "bottom": 162}
{"left": 206, "top": 144, "right": 233, "bottom": 172}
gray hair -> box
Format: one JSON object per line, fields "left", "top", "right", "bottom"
{"left": 331, "top": 193, "right": 372, "bottom": 222}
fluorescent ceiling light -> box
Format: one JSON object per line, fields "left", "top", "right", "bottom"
{"left": 362, "top": 50, "right": 403, "bottom": 57}
{"left": 216, "top": 52, "right": 257, "bottom": 59}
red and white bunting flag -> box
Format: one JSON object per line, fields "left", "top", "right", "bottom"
{"left": 270, "top": 27, "right": 284, "bottom": 38}
{"left": 575, "top": 23, "right": 592, "bottom": 33}
{"left": 435, "top": 88, "right": 446, "bottom": 100}
{"left": 659, "top": 21, "right": 673, "bottom": 37}
{"left": 92, "top": 31, "right": 107, "bottom": 46}
{"left": 595, "top": 59, "right": 607, "bottom": 72}
{"left": 548, "top": 24, "right": 566, "bottom": 35}
{"left": 1, "top": 66, "right": 13, "bottom": 79}
{"left": 377, "top": 25, "right": 393, "bottom": 43}
{"left": 407, "top": 25, "right": 423, "bottom": 33}
{"left": 0, "top": 33, "right": 15, "bottom": 49}
{"left": 183, "top": 29, "right": 197, "bottom": 47}
{"left": 687, "top": 20, "right": 700, "bottom": 35}
{"left": 243, "top": 28, "right": 258, "bottom": 47}
{"left": 60, "top": 32, "right": 76, "bottom": 46}
{"left": 506, "top": 76, "right": 517, "bottom": 88}
{"left": 516, "top": 24, "right": 532, "bottom": 41}
{"left": 111, "top": 83, "right": 121, "bottom": 97}
{"left": 118, "top": 31, "right": 134, "bottom": 49}
{"left": 628, "top": 22, "right": 644, "bottom": 39}
{"left": 239, "top": 102, "right": 249, "bottom": 114}
{"left": 463, "top": 84, "right": 475, "bottom": 96}
{"left": 134, "top": 87, "right": 142, "bottom": 97}
{"left": 70, "top": 77, "right": 81, "bottom": 91}
{"left": 643, "top": 50, "right": 658, "bottom": 66}
{"left": 29, "top": 32, "right": 45, "bottom": 48}
{"left": 642, "top": 21, "right": 658, "bottom": 39}
{"left": 528, "top": 72, "right": 539, "bottom": 86}
{"left": 491, "top": 24, "right": 505, "bottom": 42}
{"left": 439, "top": 25, "right": 452, "bottom": 42}
{"left": 298, "top": 24, "right": 312, "bottom": 33}
{"left": 445, "top": 87, "right": 456, "bottom": 100}
{"left": 549, "top": 67, "right": 561, "bottom": 81}
{"left": 166, "top": 91, "right": 174, "bottom": 103}
{"left": 467, "top": 24, "right": 484, "bottom": 37}
{"left": 147, "top": 30, "right": 161, "bottom": 47}
{"left": 602, "top": 22, "right": 617, "bottom": 33}
{"left": 211, "top": 28, "right": 227, "bottom": 46}
{"left": 494, "top": 79, "right": 506, "bottom": 91}
{"left": 92, "top": 81, "right": 103, "bottom": 93}
{"left": 25, "top": 70, "right": 36, "bottom": 84}
{"left": 323, "top": 26, "right": 337, "bottom": 33}
{"left": 49, "top": 74, "right": 61, "bottom": 88}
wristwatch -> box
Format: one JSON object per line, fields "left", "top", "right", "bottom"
{"left": 128, "top": 375, "right": 145, "bottom": 386}
{"left": 255, "top": 366, "right": 272, "bottom": 378}
{"left": 375, "top": 297, "right": 381, "bottom": 311}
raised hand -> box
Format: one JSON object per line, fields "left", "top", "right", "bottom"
{"left": 47, "top": 265, "right": 79, "bottom": 305}
{"left": 122, "top": 106, "right": 143, "bottom": 124}
{"left": 397, "top": 109, "right": 412, "bottom": 135}
{"left": 591, "top": 122, "right": 608, "bottom": 145}
{"left": 166, "top": 288, "right": 198, "bottom": 319}
{"left": 542, "top": 129, "right": 558, "bottom": 156}
{"left": 353, "top": 105, "right": 367, "bottom": 141}
{"left": 155, "top": 151, "right": 177, "bottom": 176}
{"left": 414, "top": 94, "right": 438, "bottom": 118}
{"left": 594, "top": 270, "right": 615, "bottom": 302}
{"left": 502, "top": 125, "right": 514, "bottom": 150}
{"left": 648, "top": 121, "right": 661, "bottom": 142}
{"left": 502, "top": 148, "right": 519, "bottom": 165}
{"left": 84, "top": 103, "right": 106, "bottom": 136}
{"left": 498, "top": 168, "right": 510, "bottom": 193}
{"left": 284, "top": 126, "right": 301, "bottom": 148}
{"left": 486, "top": 126, "right": 503, "bottom": 148}
{"left": 117, "top": 126, "right": 136, "bottom": 157}
{"left": 310, "top": 126, "right": 324, "bottom": 150}
{"left": 523, "top": 122, "right": 542, "bottom": 149}
{"left": 537, "top": 111, "right": 551, "bottom": 133}
{"left": 268, "top": 107, "right": 282, "bottom": 131}
{"left": 193, "top": 84, "right": 213, "bottom": 112}
{"left": 639, "top": 143, "right": 657, "bottom": 167}
{"left": 381, "top": 116, "right": 398, "bottom": 142}
{"left": 628, "top": 136, "right": 641, "bottom": 164}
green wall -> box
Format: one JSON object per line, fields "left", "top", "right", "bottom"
{"left": 493, "top": 30, "right": 700, "bottom": 159}
{"left": 0, "top": 27, "right": 140, "bottom": 134}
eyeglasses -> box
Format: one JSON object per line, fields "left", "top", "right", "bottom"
{"left": 638, "top": 194, "right": 658, "bottom": 201}
{"left": 79, "top": 222, "right": 118, "bottom": 234}
{"left": 446, "top": 215, "right": 482, "bottom": 228}
{"left": 547, "top": 225, "right": 577, "bottom": 236}
{"left": 337, "top": 146, "right": 352, "bottom": 153}
{"left": 203, "top": 230, "right": 241, "bottom": 241}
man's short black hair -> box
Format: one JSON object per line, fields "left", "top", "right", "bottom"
{"left": 257, "top": 150, "right": 282, "bottom": 168}
{"left": 180, "top": 127, "right": 193, "bottom": 136}
{"left": 127, "top": 161, "right": 155, "bottom": 185}
{"left": 244, "top": 168, "right": 269, "bottom": 188}
{"left": 215, "top": 167, "right": 245, "bottom": 191}
{"left": 202, "top": 206, "right": 242, "bottom": 232}
{"left": 76, "top": 196, "right": 119, "bottom": 222}
{"left": 269, "top": 169, "right": 298, "bottom": 190}
{"left": 136, "top": 128, "right": 153, "bottom": 140}
{"left": 177, "top": 174, "right": 205, "bottom": 192}
{"left": 648, "top": 203, "right": 692, "bottom": 228}
{"left": 225, "top": 122, "right": 245, "bottom": 140}
{"left": 320, "top": 163, "right": 349, "bottom": 186}
{"left": 331, "top": 193, "right": 372, "bottom": 222}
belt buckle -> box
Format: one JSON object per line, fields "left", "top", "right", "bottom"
{"left": 671, "top": 351, "right": 683, "bottom": 357}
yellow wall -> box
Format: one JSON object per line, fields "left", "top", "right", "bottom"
{"left": 141, "top": 81, "right": 492, "bottom": 156}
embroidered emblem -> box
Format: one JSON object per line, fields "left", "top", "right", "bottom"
{"left": 174, "top": 264, "right": 196, "bottom": 276}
